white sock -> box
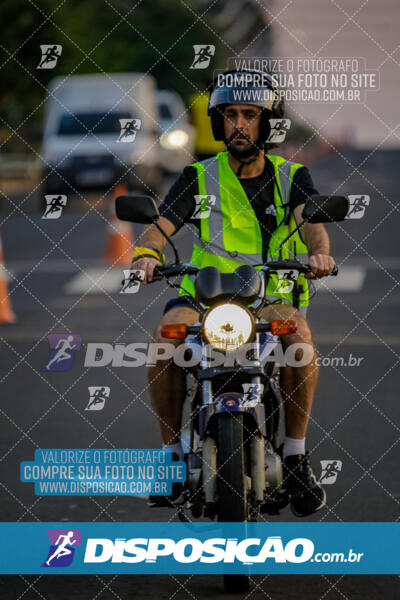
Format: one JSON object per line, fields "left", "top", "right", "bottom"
{"left": 283, "top": 436, "right": 306, "bottom": 459}
{"left": 162, "top": 442, "right": 184, "bottom": 461}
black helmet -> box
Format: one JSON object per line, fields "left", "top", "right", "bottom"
{"left": 208, "top": 69, "right": 285, "bottom": 143}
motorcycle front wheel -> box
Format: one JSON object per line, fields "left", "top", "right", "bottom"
{"left": 217, "top": 412, "right": 250, "bottom": 593}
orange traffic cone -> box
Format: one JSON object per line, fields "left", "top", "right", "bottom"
{"left": 106, "top": 183, "right": 134, "bottom": 267}
{"left": 0, "top": 233, "right": 16, "bottom": 323}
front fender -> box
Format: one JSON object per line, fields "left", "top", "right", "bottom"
{"left": 199, "top": 392, "right": 266, "bottom": 439}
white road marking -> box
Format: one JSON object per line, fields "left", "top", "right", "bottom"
{"left": 312, "top": 266, "right": 366, "bottom": 293}
{"left": 65, "top": 268, "right": 124, "bottom": 294}
{"left": 8, "top": 258, "right": 103, "bottom": 272}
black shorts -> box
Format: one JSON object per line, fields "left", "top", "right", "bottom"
{"left": 163, "top": 296, "right": 198, "bottom": 315}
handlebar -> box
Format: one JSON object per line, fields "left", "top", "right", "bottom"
{"left": 123, "top": 261, "right": 338, "bottom": 288}
{"left": 153, "top": 261, "right": 339, "bottom": 278}
{"left": 153, "top": 264, "right": 200, "bottom": 278}
{"left": 126, "top": 261, "right": 338, "bottom": 284}
{"left": 261, "top": 260, "right": 338, "bottom": 277}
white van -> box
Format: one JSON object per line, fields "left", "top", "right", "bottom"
{"left": 42, "top": 73, "right": 161, "bottom": 195}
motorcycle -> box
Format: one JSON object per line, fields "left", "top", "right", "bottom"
{"left": 116, "top": 193, "right": 350, "bottom": 592}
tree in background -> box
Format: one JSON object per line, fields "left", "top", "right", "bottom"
{"left": 0, "top": 0, "right": 228, "bottom": 151}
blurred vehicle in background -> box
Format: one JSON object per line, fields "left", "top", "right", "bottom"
{"left": 156, "top": 90, "right": 194, "bottom": 173}
{"left": 190, "top": 92, "right": 225, "bottom": 160}
{"left": 41, "top": 73, "right": 162, "bottom": 195}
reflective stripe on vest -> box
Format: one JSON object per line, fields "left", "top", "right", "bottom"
{"left": 264, "top": 154, "right": 310, "bottom": 311}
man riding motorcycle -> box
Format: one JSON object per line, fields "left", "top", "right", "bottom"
{"left": 131, "top": 70, "right": 335, "bottom": 517}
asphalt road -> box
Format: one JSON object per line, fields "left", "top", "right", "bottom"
{"left": 0, "top": 149, "right": 399, "bottom": 598}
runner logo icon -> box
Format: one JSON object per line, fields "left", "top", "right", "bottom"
{"left": 190, "top": 45, "right": 215, "bottom": 69}
{"left": 42, "top": 195, "right": 67, "bottom": 219}
{"left": 42, "top": 529, "right": 81, "bottom": 567}
{"left": 319, "top": 460, "right": 343, "bottom": 484}
{"left": 346, "top": 195, "right": 370, "bottom": 219}
{"left": 41, "top": 334, "right": 82, "bottom": 372}
{"left": 86, "top": 386, "right": 110, "bottom": 410}
{"left": 193, "top": 195, "right": 216, "bottom": 219}
{"left": 121, "top": 270, "right": 145, "bottom": 294}
{"left": 274, "top": 269, "right": 299, "bottom": 294}
{"left": 37, "top": 45, "right": 62, "bottom": 69}
{"left": 117, "top": 119, "right": 141, "bottom": 143}
{"left": 267, "top": 119, "right": 291, "bottom": 143}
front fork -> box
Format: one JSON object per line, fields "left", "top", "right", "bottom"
{"left": 201, "top": 403, "right": 266, "bottom": 507}
{"left": 199, "top": 337, "right": 267, "bottom": 506}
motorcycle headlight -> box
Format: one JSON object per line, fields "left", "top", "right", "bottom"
{"left": 203, "top": 303, "right": 254, "bottom": 351}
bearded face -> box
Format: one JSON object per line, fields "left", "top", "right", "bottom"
{"left": 223, "top": 104, "right": 263, "bottom": 159}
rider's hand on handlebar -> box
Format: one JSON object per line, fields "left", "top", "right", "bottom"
{"left": 131, "top": 257, "right": 162, "bottom": 284}
{"left": 306, "top": 254, "right": 336, "bottom": 279}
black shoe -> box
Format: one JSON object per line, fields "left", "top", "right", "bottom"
{"left": 283, "top": 452, "right": 326, "bottom": 517}
{"left": 147, "top": 452, "right": 185, "bottom": 508}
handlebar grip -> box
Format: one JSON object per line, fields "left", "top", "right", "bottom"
{"left": 153, "top": 265, "right": 183, "bottom": 277}
{"left": 153, "top": 266, "right": 165, "bottom": 277}
{"left": 154, "top": 264, "right": 199, "bottom": 278}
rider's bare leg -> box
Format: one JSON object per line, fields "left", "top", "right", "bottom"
{"left": 260, "top": 303, "right": 318, "bottom": 439}
{"left": 148, "top": 306, "right": 199, "bottom": 446}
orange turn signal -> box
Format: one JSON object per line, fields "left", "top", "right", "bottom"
{"left": 161, "top": 324, "right": 188, "bottom": 339}
{"left": 270, "top": 319, "right": 297, "bottom": 336}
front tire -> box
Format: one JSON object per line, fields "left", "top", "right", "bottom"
{"left": 217, "top": 413, "right": 250, "bottom": 593}
{"left": 217, "top": 413, "right": 247, "bottom": 522}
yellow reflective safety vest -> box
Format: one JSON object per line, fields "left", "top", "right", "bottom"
{"left": 179, "top": 151, "right": 310, "bottom": 314}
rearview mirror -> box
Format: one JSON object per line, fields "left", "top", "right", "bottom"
{"left": 302, "top": 195, "right": 349, "bottom": 223}
{"left": 115, "top": 195, "right": 159, "bottom": 224}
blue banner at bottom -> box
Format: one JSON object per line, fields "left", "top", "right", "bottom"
{"left": 0, "top": 522, "right": 398, "bottom": 574}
